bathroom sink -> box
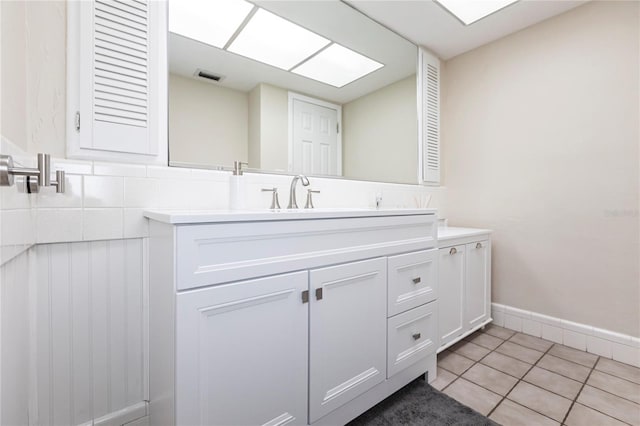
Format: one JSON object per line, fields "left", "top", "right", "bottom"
{"left": 143, "top": 207, "right": 436, "bottom": 224}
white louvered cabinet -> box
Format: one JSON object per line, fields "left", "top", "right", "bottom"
{"left": 419, "top": 48, "right": 440, "bottom": 185}
{"left": 67, "top": 0, "right": 167, "bottom": 163}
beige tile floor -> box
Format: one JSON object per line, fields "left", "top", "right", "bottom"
{"left": 433, "top": 325, "right": 640, "bottom": 426}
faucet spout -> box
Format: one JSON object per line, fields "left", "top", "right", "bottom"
{"left": 288, "top": 174, "right": 310, "bottom": 209}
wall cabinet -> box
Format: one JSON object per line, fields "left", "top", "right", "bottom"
{"left": 147, "top": 209, "right": 438, "bottom": 426}
{"left": 437, "top": 228, "right": 492, "bottom": 352}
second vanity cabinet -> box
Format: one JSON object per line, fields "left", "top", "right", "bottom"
{"left": 437, "top": 227, "right": 492, "bottom": 351}
{"left": 146, "top": 209, "right": 438, "bottom": 426}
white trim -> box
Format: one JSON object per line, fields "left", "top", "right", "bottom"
{"left": 66, "top": 1, "right": 168, "bottom": 165}
{"left": 287, "top": 91, "right": 342, "bottom": 176}
{"left": 492, "top": 303, "right": 640, "bottom": 367}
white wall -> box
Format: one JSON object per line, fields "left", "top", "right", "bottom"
{"left": 343, "top": 75, "right": 418, "bottom": 184}
{"left": 247, "top": 83, "right": 289, "bottom": 172}
{"left": 169, "top": 73, "right": 248, "bottom": 167}
{"left": 442, "top": 1, "right": 639, "bottom": 337}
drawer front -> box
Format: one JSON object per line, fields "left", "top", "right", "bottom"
{"left": 387, "top": 302, "right": 437, "bottom": 378}
{"left": 176, "top": 214, "right": 436, "bottom": 290}
{"left": 387, "top": 249, "right": 438, "bottom": 317}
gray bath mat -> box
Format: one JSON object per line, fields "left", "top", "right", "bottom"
{"left": 348, "top": 378, "right": 499, "bottom": 426}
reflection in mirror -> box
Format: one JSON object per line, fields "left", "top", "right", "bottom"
{"left": 168, "top": 0, "right": 418, "bottom": 184}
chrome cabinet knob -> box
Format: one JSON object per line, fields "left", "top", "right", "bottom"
{"left": 449, "top": 247, "right": 457, "bottom": 255}
{"left": 412, "top": 277, "right": 421, "bottom": 284}
{"left": 412, "top": 333, "right": 421, "bottom": 340}
{"left": 476, "top": 242, "right": 483, "bottom": 249}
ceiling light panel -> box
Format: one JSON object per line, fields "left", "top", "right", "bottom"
{"left": 292, "top": 44, "right": 384, "bottom": 88}
{"left": 169, "top": 0, "right": 254, "bottom": 48}
{"left": 227, "top": 8, "right": 331, "bottom": 70}
{"left": 436, "top": 0, "right": 519, "bottom": 25}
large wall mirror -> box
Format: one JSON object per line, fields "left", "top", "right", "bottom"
{"left": 168, "top": 0, "right": 418, "bottom": 184}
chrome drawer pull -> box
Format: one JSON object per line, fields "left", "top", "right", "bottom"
{"left": 476, "top": 242, "right": 483, "bottom": 249}
{"left": 412, "top": 277, "right": 421, "bottom": 284}
{"left": 449, "top": 247, "right": 457, "bottom": 255}
{"left": 412, "top": 333, "right": 421, "bottom": 340}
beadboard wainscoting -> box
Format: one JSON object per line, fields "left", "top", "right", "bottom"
{"left": 492, "top": 303, "right": 640, "bottom": 368}
{"left": 0, "top": 239, "right": 148, "bottom": 426}
{"left": 33, "top": 240, "right": 148, "bottom": 426}
{"left": 0, "top": 250, "right": 31, "bottom": 424}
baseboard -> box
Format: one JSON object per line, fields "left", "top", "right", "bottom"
{"left": 492, "top": 303, "right": 640, "bottom": 368}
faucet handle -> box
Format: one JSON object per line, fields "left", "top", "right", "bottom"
{"left": 261, "top": 188, "right": 281, "bottom": 210}
{"left": 305, "top": 189, "right": 320, "bottom": 209}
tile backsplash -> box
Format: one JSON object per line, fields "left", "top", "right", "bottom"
{"left": 1, "top": 149, "right": 445, "bottom": 264}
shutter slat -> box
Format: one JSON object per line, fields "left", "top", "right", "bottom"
{"left": 421, "top": 48, "right": 440, "bottom": 184}
{"left": 96, "top": 17, "right": 147, "bottom": 42}
{"left": 91, "top": 0, "right": 149, "bottom": 143}
{"left": 96, "top": 0, "right": 147, "bottom": 24}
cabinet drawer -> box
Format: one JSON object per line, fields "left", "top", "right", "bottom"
{"left": 387, "top": 249, "right": 438, "bottom": 317}
{"left": 387, "top": 302, "right": 437, "bottom": 378}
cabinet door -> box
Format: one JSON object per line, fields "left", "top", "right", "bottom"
{"left": 309, "top": 258, "right": 387, "bottom": 423}
{"left": 438, "top": 245, "right": 465, "bottom": 349}
{"left": 176, "top": 272, "right": 308, "bottom": 426}
{"left": 466, "top": 240, "right": 491, "bottom": 330}
{"left": 388, "top": 249, "right": 438, "bottom": 317}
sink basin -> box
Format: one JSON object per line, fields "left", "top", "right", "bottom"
{"left": 143, "top": 208, "right": 437, "bottom": 224}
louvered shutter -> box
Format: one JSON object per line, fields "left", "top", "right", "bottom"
{"left": 419, "top": 48, "right": 440, "bottom": 185}
{"left": 70, "top": 0, "right": 166, "bottom": 161}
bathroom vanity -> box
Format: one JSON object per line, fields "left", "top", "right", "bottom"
{"left": 437, "top": 227, "right": 492, "bottom": 352}
{"left": 145, "top": 208, "right": 438, "bottom": 426}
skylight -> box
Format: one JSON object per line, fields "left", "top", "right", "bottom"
{"left": 168, "top": 0, "right": 254, "bottom": 49}
{"left": 436, "top": 0, "right": 519, "bottom": 25}
{"left": 292, "top": 44, "right": 384, "bottom": 88}
{"left": 227, "top": 8, "right": 331, "bottom": 71}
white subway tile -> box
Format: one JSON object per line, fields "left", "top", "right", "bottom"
{"left": 124, "top": 209, "right": 149, "bottom": 238}
{"left": 124, "top": 178, "right": 158, "bottom": 208}
{"left": 94, "top": 161, "right": 146, "bottom": 177}
{"left": 0, "top": 178, "right": 32, "bottom": 210}
{"left": 504, "top": 314, "right": 522, "bottom": 332}
{"left": 37, "top": 175, "right": 83, "bottom": 208}
{"left": 586, "top": 335, "right": 613, "bottom": 358}
{"left": 593, "top": 327, "right": 633, "bottom": 346}
{"left": 491, "top": 303, "right": 506, "bottom": 313}
{"left": 541, "top": 324, "right": 563, "bottom": 343}
{"left": 522, "top": 318, "right": 542, "bottom": 337}
{"left": 84, "top": 175, "right": 124, "bottom": 208}
{"left": 51, "top": 158, "right": 93, "bottom": 175}
{"left": 147, "top": 165, "right": 191, "bottom": 179}
{"left": 492, "top": 310, "right": 505, "bottom": 327}
{"left": 562, "top": 329, "right": 587, "bottom": 351}
{"left": 36, "top": 208, "right": 83, "bottom": 243}
{"left": 611, "top": 343, "right": 640, "bottom": 368}
{"left": 191, "top": 168, "right": 229, "bottom": 181}
{"left": 531, "top": 312, "right": 562, "bottom": 327}
{"left": 83, "top": 208, "right": 123, "bottom": 241}
{"left": 561, "top": 320, "right": 593, "bottom": 335}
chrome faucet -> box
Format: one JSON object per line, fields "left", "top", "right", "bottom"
{"left": 287, "top": 174, "right": 310, "bottom": 209}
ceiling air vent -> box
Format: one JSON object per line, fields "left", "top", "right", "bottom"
{"left": 194, "top": 69, "right": 225, "bottom": 83}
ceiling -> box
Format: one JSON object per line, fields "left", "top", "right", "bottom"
{"left": 345, "top": 0, "right": 589, "bottom": 60}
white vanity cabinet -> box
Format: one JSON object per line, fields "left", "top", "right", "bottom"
{"left": 437, "top": 228, "right": 492, "bottom": 352}
{"left": 146, "top": 209, "right": 438, "bottom": 426}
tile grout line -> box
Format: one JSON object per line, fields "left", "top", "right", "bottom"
{"left": 559, "top": 356, "right": 600, "bottom": 426}
{"left": 485, "top": 337, "right": 556, "bottom": 420}
{"left": 439, "top": 329, "right": 640, "bottom": 425}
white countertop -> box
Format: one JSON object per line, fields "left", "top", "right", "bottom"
{"left": 438, "top": 226, "right": 492, "bottom": 241}
{"left": 143, "top": 208, "right": 438, "bottom": 224}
